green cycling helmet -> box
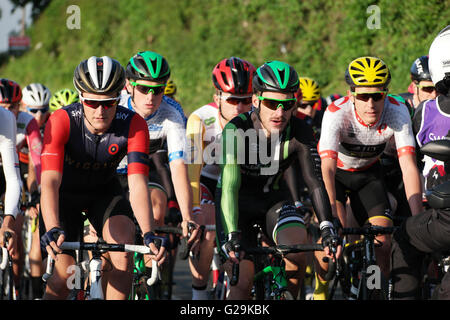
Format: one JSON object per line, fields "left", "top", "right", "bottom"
{"left": 49, "top": 88, "right": 79, "bottom": 112}
{"left": 126, "top": 51, "right": 171, "bottom": 83}
{"left": 253, "top": 60, "right": 299, "bottom": 94}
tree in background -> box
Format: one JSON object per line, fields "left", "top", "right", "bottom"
{"left": 10, "top": 0, "right": 51, "bottom": 22}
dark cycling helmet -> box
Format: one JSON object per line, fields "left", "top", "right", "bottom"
{"left": 126, "top": 51, "right": 170, "bottom": 83}
{"left": 0, "top": 78, "right": 22, "bottom": 104}
{"left": 345, "top": 56, "right": 391, "bottom": 87}
{"left": 212, "top": 57, "right": 256, "bottom": 94}
{"left": 73, "top": 56, "right": 125, "bottom": 95}
{"left": 253, "top": 61, "right": 299, "bottom": 93}
{"left": 410, "top": 56, "right": 431, "bottom": 82}
{"left": 49, "top": 89, "right": 79, "bottom": 112}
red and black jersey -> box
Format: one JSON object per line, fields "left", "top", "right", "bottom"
{"left": 41, "top": 103, "right": 149, "bottom": 192}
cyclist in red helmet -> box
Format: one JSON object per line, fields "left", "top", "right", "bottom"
{"left": 186, "top": 57, "right": 255, "bottom": 299}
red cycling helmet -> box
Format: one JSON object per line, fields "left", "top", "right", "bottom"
{"left": 0, "top": 78, "right": 22, "bottom": 104}
{"left": 212, "top": 57, "right": 256, "bottom": 94}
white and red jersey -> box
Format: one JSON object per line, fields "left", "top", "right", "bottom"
{"left": 318, "top": 96, "right": 416, "bottom": 171}
{"left": 0, "top": 107, "right": 22, "bottom": 217}
{"left": 16, "top": 111, "right": 42, "bottom": 183}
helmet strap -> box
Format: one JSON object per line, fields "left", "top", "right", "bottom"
{"left": 218, "top": 91, "right": 231, "bottom": 123}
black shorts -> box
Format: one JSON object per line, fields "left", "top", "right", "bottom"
{"left": 200, "top": 175, "right": 217, "bottom": 205}
{"left": 39, "top": 178, "right": 134, "bottom": 258}
{"left": 335, "top": 162, "right": 393, "bottom": 226}
{"left": 215, "top": 188, "right": 306, "bottom": 262}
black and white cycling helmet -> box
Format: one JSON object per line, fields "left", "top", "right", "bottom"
{"left": 22, "top": 83, "right": 51, "bottom": 107}
{"left": 429, "top": 25, "right": 450, "bottom": 92}
{"left": 73, "top": 56, "right": 125, "bottom": 96}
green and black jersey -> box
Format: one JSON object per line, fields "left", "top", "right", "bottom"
{"left": 217, "top": 110, "right": 333, "bottom": 235}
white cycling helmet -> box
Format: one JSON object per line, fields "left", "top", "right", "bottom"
{"left": 429, "top": 25, "right": 450, "bottom": 87}
{"left": 22, "top": 83, "right": 51, "bottom": 107}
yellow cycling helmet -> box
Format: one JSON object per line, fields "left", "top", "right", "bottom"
{"left": 345, "top": 56, "right": 391, "bottom": 87}
{"left": 164, "top": 79, "right": 177, "bottom": 96}
{"left": 299, "top": 77, "right": 321, "bottom": 102}
{"left": 49, "top": 88, "right": 79, "bottom": 112}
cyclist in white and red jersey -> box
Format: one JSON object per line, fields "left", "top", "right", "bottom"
{"left": 316, "top": 56, "right": 423, "bottom": 298}
{"left": 0, "top": 79, "right": 23, "bottom": 257}
{"left": 186, "top": 57, "right": 255, "bottom": 299}
{"left": 0, "top": 79, "right": 44, "bottom": 297}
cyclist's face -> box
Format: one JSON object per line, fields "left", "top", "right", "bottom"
{"left": 214, "top": 91, "right": 253, "bottom": 125}
{"left": 350, "top": 86, "right": 386, "bottom": 126}
{"left": 254, "top": 91, "right": 295, "bottom": 135}
{"left": 26, "top": 104, "right": 50, "bottom": 128}
{"left": 297, "top": 100, "right": 317, "bottom": 117}
{"left": 415, "top": 80, "right": 437, "bottom": 103}
{"left": 81, "top": 92, "right": 118, "bottom": 134}
{"left": 126, "top": 79, "right": 165, "bottom": 118}
{"left": 0, "top": 102, "right": 20, "bottom": 117}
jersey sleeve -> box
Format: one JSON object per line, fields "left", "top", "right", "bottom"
{"left": 186, "top": 113, "right": 205, "bottom": 207}
{"left": 25, "top": 117, "right": 43, "bottom": 184}
{"left": 127, "top": 113, "right": 150, "bottom": 176}
{"left": 166, "top": 115, "right": 187, "bottom": 163}
{"left": 317, "top": 106, "right": 342, "bottom": 160}
{"left": 218, "top": 122, "right": 241, "bottom": 235}
{"left": 390, "top": 102, "right": 416, "bottom": 158}
{"left": 41, "top": 109, "right": 70, "bottom": 173}
{"left": 295, "top": 127, "right": 334, "bottom": 224}
{"left": 0, "top": 110, "right": 22, "bottom": 217}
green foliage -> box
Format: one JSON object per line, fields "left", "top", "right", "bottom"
{"left": 0, "top": 0, "right": 448, "bottom": 115}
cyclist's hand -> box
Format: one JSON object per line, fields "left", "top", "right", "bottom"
{"left": 222, "top": 231, "right": 243, "bottom": 264}
{"left": 41, "top": 227, "right": 65, "bottom": 260}
{"left": 26, "top": 206, "right": 39, "bottom": 220}
{"left": 143, "top": 231, "right": 168, "bottom": 266}
{"left": 320, "top": 224, "right": 342, "bottom": 261}
{"left": 181, "top": 220, "right": 201, "bottom": 246}
{"left": 0, "top": 228, "right": 17, "bottom": 256}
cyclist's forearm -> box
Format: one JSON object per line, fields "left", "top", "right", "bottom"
{"left": 27, "top": 160, "right": 39, "bottom": 193}
{"left": 187, "top": 163, "right": 203, "bottom": 208}
{"left": 321, "top": 158, "right": 338, "bottom": 217}
{"left": 1, "top": 215, "right": 15, "bottom": 230}
{"left": 170, "top": 160, "right": 193, "bottom": 221}
{"left": 40, "top": 170, "right": 62, "bottom": 230}
{"left": 220, "top": 163, "right": 241, "bottom": 234}
{"left": 400, "top": 157, "right": 424, "bottom": 216}
{"left": 128, "top": 173, "right": 154, "bottom": 234}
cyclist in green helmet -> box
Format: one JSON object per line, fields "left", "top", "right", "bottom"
{"left": 216, "top": 60, "right": 340, "bottom": 299}
{"left": 118, "top": 51, "right": 198, "bottom": 291}
{"left": 49, "top": 89, "right": 79, "bottom": 113}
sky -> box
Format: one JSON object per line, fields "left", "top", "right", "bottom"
{"left": 0, "top": 0, "right": 33, "bottom": 53}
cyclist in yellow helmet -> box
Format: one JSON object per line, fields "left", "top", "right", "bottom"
{"left": 294, "top": 77, "right": 326, "bottom": 138}
{"left": 49, "top": 89, "right": 79, "bottom": 113}
{"left": 315, "top": 56, "right": 423, "bottom": 299}
{"left": 164, "top": 79, "right": 179, "bottom": 103}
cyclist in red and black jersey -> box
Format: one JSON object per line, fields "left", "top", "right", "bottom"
{"left": 39, "top": 56, "right": 164, "bottom": 300}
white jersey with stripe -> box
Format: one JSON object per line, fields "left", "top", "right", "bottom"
{"left": 117, "top": 94, "right": 187, "bottom": 173}
{"left": 318, "top": 95, "right": 416, "bottom": 171}
{"left": 0, "top": 107, "right": 22, "bottom": 217}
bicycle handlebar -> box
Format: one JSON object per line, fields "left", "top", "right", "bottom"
{"left": 231, "top": 243, "right": 331, "bottom": 286}
{"left": 342, "top": 225, "right": 397, "bottom": 236}
{"left": 42, "top": 241, "right": 159, "bottom": 287}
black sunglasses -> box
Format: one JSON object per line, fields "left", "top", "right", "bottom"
{"left": 351, "top": 91, "right": 387, "bottom": 102}
{"left": 257, "top": 96, "right": 297, "bottom": 111}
